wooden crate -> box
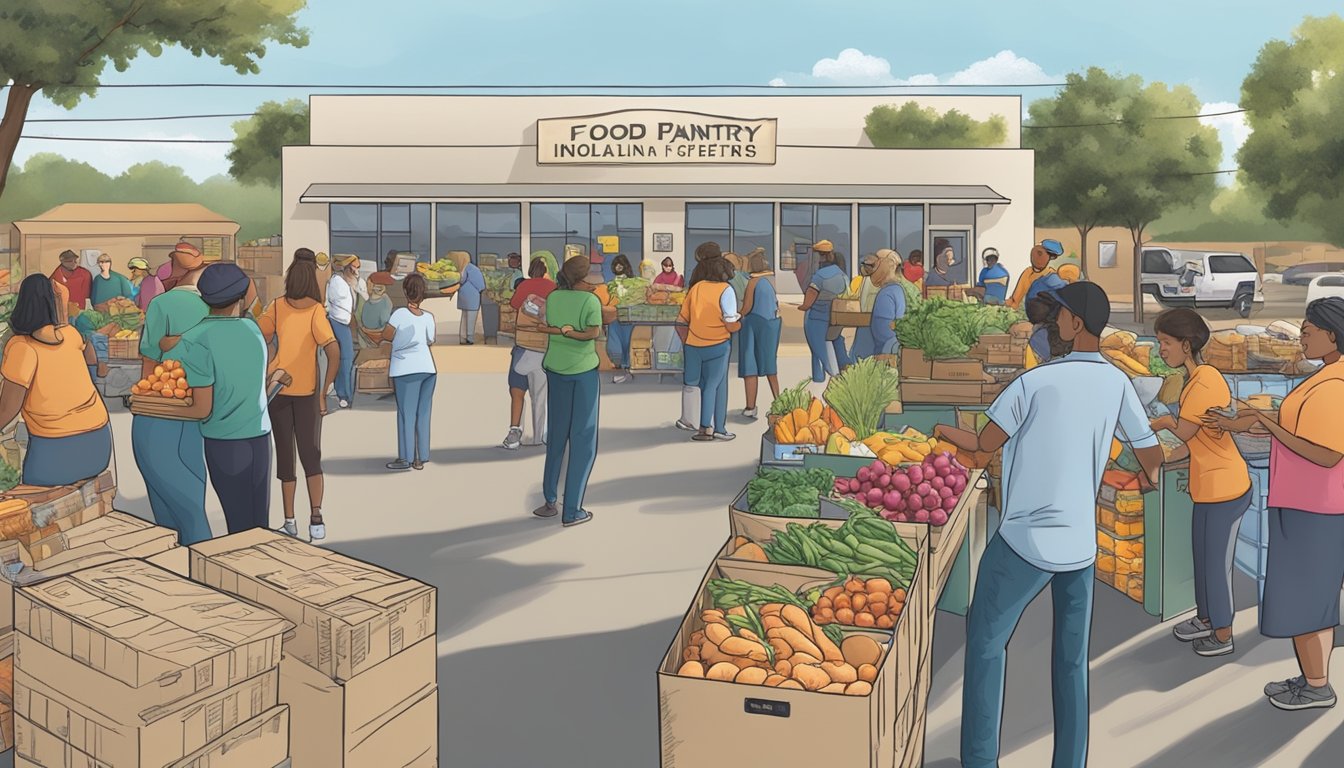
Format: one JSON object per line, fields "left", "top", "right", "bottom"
{"left": 107, "top": 335, "right": 140, "bottom": 361}
{"left": 356, "top": 359, "right": 392, "bottom": 394}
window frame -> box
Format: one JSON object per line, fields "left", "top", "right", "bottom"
{"left": 435, "top": 202, "right": 522, "bottom": 267}
{"left": 1208, "top": 254, "right": 1256, "bottom": 275}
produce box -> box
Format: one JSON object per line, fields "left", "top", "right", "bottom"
{"left": 759, "top": 433, "right": 821, "bottom": 464}
{"left": 1096, "top": 505, "right": 1144, "bottom": 538}
{"left": 108, "top": 333, "right": 140, "bottom": 361}
{"left": 1098, "top": 484, "right": 1145, "bottom": 514}
{"left": 281, "top": 638, "right": 437, "bottom": 768}
{"left": 657, "top": 542, "right": 929, "bottom": 768}
{"left": 900, "top": 348, "right": 933, "bottom": 380}
{"left": 631, "top": 347, "right": 653, "bottom": 370}
{"left": 900, "top": 379, "right": 985, "bottom": 405}
{"left": 190, "top": 528, "right": 437, "bottom": 683}
{"left": 514, "top": 328, "right": 550, "bottom": 352}
{"left": 930, "top": 358, "right": 985, "bottom": 382}
{"left": 0, "top": 632, "right": 11, "bottom": 753}
{"left": 356, "top": 358, "right": 393, "bottom": 394}
{"left": 830, "top": 310, "right": 871, "bottom": 328}
{"left": 129, "top": 393, "right": 196, "bottom": 420}
{"left": 832, "top": 298, "right": 862, "bottom": 313}
{"left": 0, "top": 512, "right": 178, "bottom": 595}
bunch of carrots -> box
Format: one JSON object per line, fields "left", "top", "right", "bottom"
{"left": 132, "top": 360, "right": 192, "bottom": 400}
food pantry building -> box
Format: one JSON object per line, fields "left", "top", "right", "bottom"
{"left": 282, "top": 95, "right": 1033, "bottom": 294}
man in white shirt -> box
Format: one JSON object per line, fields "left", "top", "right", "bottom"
{"left": 936, "top": 282, "right": 1166, "bottom": 768}
{"left": 325, "top": 255, "right": 360, "bottom": 408}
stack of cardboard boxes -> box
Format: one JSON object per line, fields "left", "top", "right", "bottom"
{"left": 191, "top": 530, "right": 439, "bottom": 767}
{"left": 631, "top": 325, "right": 653, "bottom": 370}
{"left": 12, "top": 559, "right": 293, "bottom": 768}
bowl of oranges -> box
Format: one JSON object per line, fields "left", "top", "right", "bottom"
{"left": 129, "top": 360, "right": 193, "bottom": 414}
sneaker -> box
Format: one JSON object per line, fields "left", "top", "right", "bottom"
{"left": 1269, "top": 683, "right": 1337, "bottom": 711}
{"left": 532, "top": 502, "right": 558, "bottom": 518}
{"left": 278, "top": 519, "right": 299, "bottom": 537}
{"left": 1193, "top": 635, "right": 1234, "bottom": 657}
{"left": 613, "top": 373, "right": 628, "bottom": 384}
{"left": 713, "top": 431, "right": 737, "bottom": 442}
{"left": 691, "top": 432, "right": 715, "bottom": 442}
{"left": 1173, "top": 616, "right": 1213, "bottom": 642}
{"left": 675, "top": 419, "right": 697, "bottom": 432}
{"left": 412, "top": 461, "right": 425, "bottom": 471}
{"left": 1265, "top": 676, "right": 1307, "bottom": 697}
{"left": 338, "top": 399, "right": 351, "bottom": 410}
{"left": 563, "top": 510, "right": 594, "bottom": 528}
{"left": 386, "top": 460, "right": 412, "bottom": 471}
{"left": 502, "top": 427, "right": 523, "bottom": 450}
{"left": 309, "top": 523, "right": 326, "bottom": 542}
{"left": 743, "top": 407, "right": 759, "bottom": 420}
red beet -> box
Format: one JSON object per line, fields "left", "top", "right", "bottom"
{"left": 892, "top": 473, "right": 912, "bottom": 493}
{"left": 916, "top": 482, "right": 932, "bottom": 497}
{"left": 878, "top": 473, "right": 892, "bottom": 488}
{"left": 930, "top": 509, "right": 949, "bottom": 526}
{"left": 908, "top": 465, "right": 925, "bottom": 485}
{"left": 942, "top": 495, "right": 958, "bottom": 511}
{"left": 907, "top": 494, "right": 924, "bottom": 511}
{"left": 860, "top": 481, "right": 872, "bottom": 494}
{"left": 849, "top": 478, "right": 862, "bottom": 494}
{"left": 857, "top": 467, "right": 871, "bottom": 483}
{"left": 930, "top": 476, "right": 945, "bottom": 491}
{"left": 925, "top": 493, "right": 942, "bottom": 510}
{"left": 867, "top": 488, "right": 885, "bottom": 506}
{"left": 939, "top": 486, "right": 955, "bottom": 499}
{"left": 884, "top": 490, "right": 903, "bottom": 509}
{"left": 914, "top": 509, "right": 930, "bottom": 523}
{"left": 936, "top": 465, "right": 952, "bottom": 478}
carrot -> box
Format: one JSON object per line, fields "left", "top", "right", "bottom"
{"left": 792, "top": 663, "right": 830, "bottom": 691}
{"left": 705, "top": 662, "right": 738, "bottom": 681}
{"left": 821, "top": 661, "right": 858, "bottom": 684}
{"left": 720, "top": 637, "right": 770, "bottom": 663}
{"left": 767, "top": 627, "right": 822, "bottom": 660}
{"left": 705, "top": 623, "right": 731, "bottom": 646}
{"left": 780, "top": 605, "right": 813, "bottom": 636}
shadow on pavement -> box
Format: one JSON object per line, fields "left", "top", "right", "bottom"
{"left": 438, "top": 618, "right": 680, "bottom": 768}
{"left": 1132, "top": 698, "right": 1326, "bottom": 768}
{"left": 584, "top": 465, "right": 753, "bottom": 509}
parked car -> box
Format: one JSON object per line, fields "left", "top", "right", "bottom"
{"left": 1283, "top": 262, "right": 1344, "bottom": 286}
{"left": 1140, "top": 248, "right": 1264, "bottom": 318}
{"left": 1307, "top": 273, "right": 1344, "bottom": 306}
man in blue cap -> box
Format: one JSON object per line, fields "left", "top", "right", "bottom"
{"left": 936, "top": 280, "right": 1166, "bottom": 768}
{"left": 1007, "top": 238, "right": 1064, "bottom": 309}
{"left": 172, "top": 262, "right": 280, "bottom": 535}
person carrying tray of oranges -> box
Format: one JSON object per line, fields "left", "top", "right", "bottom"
{"left": 131, "top": 359, "right": 193, "bottom": 400}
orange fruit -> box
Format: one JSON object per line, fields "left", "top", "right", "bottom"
{"left": 154, "top": 365, "right": 165, "bottom": 377}
{"left": 174, "top": 377, "right": 187, "bottom": 389}
{"left": 150, "top": 381, "right": 164, "bottom": 391}
{"left": 173, "top": 388, "right": 187, "bottom": 399}
{"left": 160, "top": 372, "right": 173, "bottom": 383}
{"left": 160, "top": 388, "right": 174, "bottom": 398}
{"left": 131, "top": 386, "right": 141, "bottom": 396}
{"left": 136, "top": 379, "right": 150, "bottom": 389}
{"left": 185, "top": 388, "right": 193, "bottom": 397}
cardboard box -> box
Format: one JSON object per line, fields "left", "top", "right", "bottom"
{"left": 15, "top": 560, "right": 290, "bottom": 711}
{"left": 631, "top": 347, "right": 653, "bottom": 370}
{"left": 14, "top": 663, "right": 278, "bottom": 767}
{"left": 931, "top": 358, "right": 985, "bottom": 382}
{"left": 0, "top": 510, "right": 177, "bottom": 572}
{"left": 899, "top": 348, "right": 933, "bottom": 380}
{"left": 146, "top": 545, "right": 191, "bottom": 577}
{"left": 900, "top": 379, "right": 984, "bottom": 405}
{"left": 658, "top": 542, "right": 929, "bottom": 768}
{"left": 0, "top": 632, "right": 11, "bottom": 754}
{"left": 17, "top": 704, "right": 290, "bottom": 768}
{"left": 631, "top": 325, "right": 653, "bottom": 343}
{"left": 191, "top": 529, "right": 436, "bottom": 682}
{"left": 282, "top": 637, "right": 437, "bottom": 768}
{"left": 514, "top": 329, "right": 550, "bottom": 352}
{"left": 832, "top": 298, "right": 861, "bottom": 313}
{"left": 830, "top": 310, "right": 871, "bottom": 327}
{"left": 355, "top": 359, "right": 392, "bottom": 394}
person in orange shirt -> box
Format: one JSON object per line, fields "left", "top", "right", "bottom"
{"left": 678, "top": 252, "right": 741, "bottom": 442}
{"left": 1148, "top": 309, "right": 1252, "bottom": 658}
{"left": 0, "top": 275, "right": 111, "bottom": 486}
{"left": 1006, "top": 240, "right": 1062, "bottom": 309}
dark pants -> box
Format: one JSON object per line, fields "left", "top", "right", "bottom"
{"left": 205, "top": 434, "right": 272, "bottom": 534}
{"left": 1192, "top": 489, "right": 1252, "bottom": 629}
{"left": 270, "top": 393, "right": 323, "bottom": 482}
{"left": 24, "top": 424, "right": 112, "bottom": 487}
{"left": 393, "top": 372, "right": 436, "bottom": 462}
{"left": 543, "top": 368, "right": 599, "bottom": 522}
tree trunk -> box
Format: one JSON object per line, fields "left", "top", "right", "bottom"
{"left": 1131, "top": 224, "right": 1146, "bottom": 324}
{"left": 1076, "top": 224, "right": 1094, "bottom": 278}
{"left": 0, "top": 83, "right": 38, "bottom": 201}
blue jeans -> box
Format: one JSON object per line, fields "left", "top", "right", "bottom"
{"left": 963, "top": 533, "right": 1093, "bottom": 768}
{"left": 684, "top": 342, "right": 730, "bottom": 433}
{"left": 803, "top": 315, "right": 836, "bottom": 383}
{"left": 606, "top": 321, "right": 634, "bottom": 369}
{"left": 1193, "top": 489, "right": 1252, "bottom": 630}
{"left": 393, "top": 372, "right": 436, "bottom": 462}
{"left": 24, "top": 424, "right": 112, "bottom": 487}
{"left": 331, "top": 319, "right": 355, "bottom": 402}
{"left": 132, "top": 415, "right": 212, "bottom": 545}
{"left": 543, "top": 368, "right": 599, "bottom": 521}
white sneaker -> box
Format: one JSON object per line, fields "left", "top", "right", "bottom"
{"left": 278, "top": 519, "right": 298, "bottom": 537}
{"left": 309, "top": 523, "right": 326, "bottom": 542}
{"left": 675, "top": 419, "right": 697, "bottom": 432}
{"left": 502, "top": 427, "right": 523, "bottom": 450}
{"left": 743, "top": 407, "right": 759, "bottom": 420}
{"left": 338, "top": 399, "right": 350, "bottom": 409}
{"left": 613, "top": 373, "right": 628, "bottom": 384}
{"left": 713, "top": 431, "right": 737, "bottom": 442}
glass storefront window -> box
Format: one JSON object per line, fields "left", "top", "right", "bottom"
{"left": 780, "top": 203, "right": 851, "bottom": 293}
{"left": 858, "top": 204, "right": 925, "bottom": 261}
{"left": 686, "top": 203, "right": 775, "bottom": 272}
{"left": 530, "top": 203, "right": 643, "bottom": 279}
{"left": 434, "top": 203, "right": 522, "bottom": 266}
{"left": 330, "top": 203, "right": 430, "bottom": 270}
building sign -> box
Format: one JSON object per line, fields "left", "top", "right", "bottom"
{"left": 537, "top": 110, "right": 777, "bottom": 165}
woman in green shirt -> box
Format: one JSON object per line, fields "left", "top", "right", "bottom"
{"left": 531, "top": 257, "right": 605, "bottom": 528}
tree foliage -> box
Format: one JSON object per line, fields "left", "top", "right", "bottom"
{"left": 0, "top": 1, "right": 308, "bottom": 197}
{"left": 864, "top": 102, "right": 1008, "bottom": 148}
{"left": 0, "top": 153, "right": 281, "bottom": 242}
{"left": 228, "top": 99, "right": 309, "bottom": 187}
{"left": 1238, "top": 14, "right": 1344, "bottom": 246}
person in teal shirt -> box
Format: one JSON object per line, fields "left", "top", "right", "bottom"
{"left": 133, "top": 250, "right": 213, "bottom": 545}
{"left": 90, "top": 253, "right": 136, "bottom": 307}
{"left": 174, "top": 262, "right": 275, "bottom": 535}
{"left": 531, "top": 256, "right": 604, "bottom": 528}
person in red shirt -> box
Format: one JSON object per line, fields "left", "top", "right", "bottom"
{"left": 502, "top": 257, "right": 558, "bottom": 450}
{"left": 51, "top": 250, "right": 93, "bottom": 310}
{"left": 902, "top": 249, "right": 925, "bottom": 284}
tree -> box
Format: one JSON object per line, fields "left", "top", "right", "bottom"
{"left": 228, "top": 99, "right": 309, "bottom": 187}
{"left": 0, "top": 1, "right": 308, "bottom": 200}
{"left": 1238, "top": 15, "right": 1344, "bottom": 247}
{"left": 864, "top": 102, "right": 1008, "bottom": 148}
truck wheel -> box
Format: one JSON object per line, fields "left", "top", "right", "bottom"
{"left": 1234, "top": 292, "right": 1253, "bottom": 318}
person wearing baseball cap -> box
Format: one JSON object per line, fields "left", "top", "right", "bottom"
{"left": 50, "top": 249, "right": 93, "bottom": 311}
{"left": 1006, "top": 239, "right": 1063, "bottom": 309}
{"left": 172, "top": 262, "right": 280, "bottom": 535}
{"left": 935, "top": 280, "right": 1165, "bottom": 768}
{"left": 798, "top": 239, "right": 851, "bottom": 384}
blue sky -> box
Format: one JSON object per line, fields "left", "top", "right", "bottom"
{"left": 14, "top": 0, "right": 1339, "bottom": 182}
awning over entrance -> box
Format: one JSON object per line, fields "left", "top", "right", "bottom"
{"left": 299, "top": 183, "right": 1010, "bottom": 204}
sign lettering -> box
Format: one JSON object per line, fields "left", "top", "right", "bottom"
{"left": 538, "top": 110, "right": 777, "bottom": 165}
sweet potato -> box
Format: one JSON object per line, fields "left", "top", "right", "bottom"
{"left": 727, "top": 606, "right": 747, "bottom": 619}
{"left": 701, "top": 609, "right": 725, "bottom": 625}
{"left": 733, "top": 542, "right": 768, "bottom": 562}
{"left": 777, "top": 679, "right": 804, "bottom": 690}
{"left": 733, "top": 536, "right": 750, "bottom": 549}
{"left": 792, "top": 663, "right": 831, "bottom": 691}
{"left": 769, "top": 638, "right": 794, "bottom": 661}
{"left": 762, "top": 615, "right": 786, "bottom": 632}
{"left": 857, "top": 663, "right": 878, "bottom": 683}
{"left": 683, "top": 645, "right": 700, "bottom": 662}
{"left": 845, "top": 681, "right": 873, "bottom": 696}
{"left": 700, "top": 643, "right": 733, "bottom": 667}
{"left": 821, "top": 683, "right": 847, "bottom": 693}
{"left": 721, "top": 637, "right": 770, "bottom": 662}
{"left": 678, "top": 661, "right": 706, "bottom": 678}
{"left": 739, "top": 628, "right": 763, "bottom": 644}
{"left": 775, "top": 659, "right": 793, "bottom": 678}
{"left": 768, "top": 626, "right": 822, "bottom": 660}
{"left": 706, "top": 662, "right": 738, "bottom": 681}
{"left": 811, "top": 628, "right": 846, "bottom": 663}
{"left": 764, "top": 674, "right": 788, "bottom": 687}
{"left": 790, "top": 653, "right": 821, "bottom": 667}
{"left": 689, "top": 630, "right": 706, "bottom": 646}
{"left": 735, "top": 667, "right": 769, "bottom": 685}
{"left": 705, "top": 623, "right": 732, "bottom": 646}
{"left": 821, "top": 661, "right": 858, "bottom": 684}
{"left": 731, "top": 657, "right": 760, "bottom": 671}
{"left": 781, "top": 605, "right": 813, "bottom": 635}
{"left": 760, "top": 604, "right": 784, "bottom": 617}
{"left": 841, "top": 636, "right": 883, "bottom": 668}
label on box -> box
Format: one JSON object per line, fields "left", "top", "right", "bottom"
{"left": 744, "top": 698, "right": 791, "bottom": 718}
{"left": 931, "top": 359, "right": 985, "bottom": 381}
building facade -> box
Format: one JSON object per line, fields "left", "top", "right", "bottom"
{"left": 283, "top": 95, "right": 1033, "bottom": 294}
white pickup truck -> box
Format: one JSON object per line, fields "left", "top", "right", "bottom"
{"left": 1140, "top": 248, "right": 1264, "bottom": 318}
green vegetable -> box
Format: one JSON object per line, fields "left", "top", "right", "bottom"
{"left": 0, "top": 459, "right": 17, "bottom": 493}
{"left": 1148, "top": 348, "right": 1181, "bottom": 378}
{"left": 707, "top": 577, "right": 845, "bottom": 647}
{"left": 745, "top": 467, "right": 834, "bottom": 518}
{"left": 824, "top": 357, "right": 901, "bottom": 439}
{"left": 761, "top": 518, "right": 915, "bottom": 588}
{"left": 531, "top": 250, "right": 560, "bottom": 281}
{"left": 894, "top": 299, "right": 1025, "bottom": 360}
{"left": 607, "top": 276, "right": 651, "bottom": 306}
{"left": 768, "top": 379, "right": 813, "bottom": 417}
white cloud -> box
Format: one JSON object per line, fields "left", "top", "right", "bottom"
{"left": 1198, "top": 101, "right": 1251, "bottom": 186}
{"left": 773, "top": 49, "right": 1058, "bottom": 88}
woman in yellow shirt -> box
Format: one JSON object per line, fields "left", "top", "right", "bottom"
{"left": 1148, "top": 308, "right": 1252, "bottom": 657}
{"left": 0, "top": 275, "right": 112, "bottom": 486}
{"left": 678, "top": 252, "right": 741, "bottom": 442}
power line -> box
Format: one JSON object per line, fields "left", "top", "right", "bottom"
{"left": 1024, "top": 107, "right": 1248, "bottom": 129}
{"left": 26, "top": 113, "right": 254, "bottom": 123}
{"left": 1, "top": 81, "right": 1073, "bottom": 90}
{"left": 21, "top": 135, "right": 232, "bottom": 144}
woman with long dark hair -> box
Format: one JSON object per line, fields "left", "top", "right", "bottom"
{"left": 0, "top": 275, "right": 112, "bottom": 486}
{"left": 679, "top": 255, "right": 740, "bottom": 442}
{"left": 257, "top": 248, "right": 341, "bottom": 541}
{"left": 605, "top": 254, "right": 636, "bottom": 383}
{"left": 380, "top": 273, "right": 438, "bottom": 471}
{"left": 1149, "top": 308, "right": 1251, "bottom": 657}
{"left": 1206, "top": 297, "right": 1344, "bottom": 711}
